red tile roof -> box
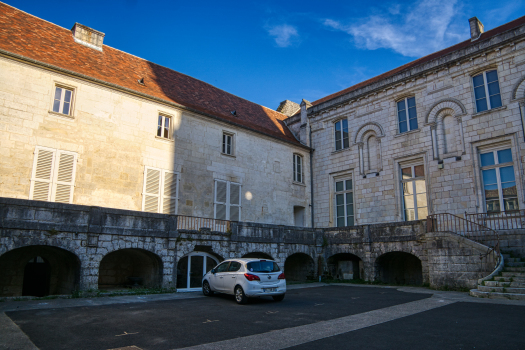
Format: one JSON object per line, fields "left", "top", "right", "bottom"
{"left": 0, "top": 3, "right": 302, "bottom": 146}
{"left": 311, "top": 15, "right": 525, "bottom": 108}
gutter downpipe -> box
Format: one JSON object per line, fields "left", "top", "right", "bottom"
{"left": 309, "top": 123, "right": 314, "bottom": 228}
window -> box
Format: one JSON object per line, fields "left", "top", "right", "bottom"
{"left": 142, "top": 167, "right": 179, "bottom": 214}
{"left": 473, "top": 70, "right": 502, "bottom": 113}
{"left": 293, "top": 154, "right": 303, "bottom": 183}
{"left": 247, "top": 261, "right": 280, "bottom": 272}
{"left": 29, "top": 147, "right": 77, "bottom": 203}
{"left": 227, "top": 261, "right": 242, "bottom": 272}
{"left": 157, "top": 115, "right": 171, "bottom": 139}
{"left": 52, "top": 86, "right": 74, "bottom": 115}
{"left": 335, "top": 178, "right": 354, "bottom": 227}
{"left": 222, "top": 132, "right": 233, "bottom": 155}
{"left": 397, "top": 97, "right": 418, "bottom": 133}
{"left": 401, "top": 164, "right": 428, "bottom": 220}
{"left": 334, "top": 119, "right": 349, "bottom": 151}
{"left": 480, "top": 148, "right": 518, "bottom": 212}
{"left": 214, "top": 180, "right": 241, "bottom": 221}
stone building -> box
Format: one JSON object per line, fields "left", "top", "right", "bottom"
{"left": 0, "top": 3, "right": 524, "bottom": 297}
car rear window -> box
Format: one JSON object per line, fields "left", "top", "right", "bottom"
{"left": 246, "top": 261, "right": 280, "bottom": 273}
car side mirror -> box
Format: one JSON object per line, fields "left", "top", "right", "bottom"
{"left": 211, "top": 268, "right": 216, "bottom": 274}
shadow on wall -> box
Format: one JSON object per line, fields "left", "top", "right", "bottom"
{"left": 285, "top": 253, "right": 315, "bottom": 281}
{"left": 98, "top": 249, "right": 163, "bottom": 289}
{"left": 0, "top": 245, "right": 80, "bottom": 297}
{"left": 375, "top": 252, "right": 423, "bottom": 285}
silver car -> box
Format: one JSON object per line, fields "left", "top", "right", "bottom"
{"left": 202, "top": 258, "right": 286, "bottom": 304}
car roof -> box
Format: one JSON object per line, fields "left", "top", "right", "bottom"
{"left": 224, "top": 258, "right": 275, "bottom": 263}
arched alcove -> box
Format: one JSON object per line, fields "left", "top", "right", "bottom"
{"left": 0, "top": 246, "right": 80, "bottom": 297}
{"left": 284, "top": 253, "right": 315, "bottom": 281}
{"left": 375, "top": 252, "right": 422, "bottom": 285}
{"left": 98, "top": 249, "right": 163, "bottom": 289}
{"left": 176, "top": 252, "right": 220, "bottom": 290}
{"left": 326, "top": 253, "right": 363, "bottom": 280}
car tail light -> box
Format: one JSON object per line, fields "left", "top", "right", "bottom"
{"left": 244, "top": 273, "right": 260, "bottom": 281}
{"left": 278, "top": 272, "right": 285, "bottom": 280}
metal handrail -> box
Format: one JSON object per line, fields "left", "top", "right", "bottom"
{"left": 177, "top": 215, "right": 230, "bottom": 232}
{"left": 465, "top": 210, "right": 525, "bottom": 230}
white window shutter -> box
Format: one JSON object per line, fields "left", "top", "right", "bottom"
{"left": 229, "top": 183, "right": 241, "bottom": 221}
{"left": 215, "top": 180, "right": 227, "bottom": 220}
{"left": 53, "top": 151, "right": 76, "bottom": 203}
{"left": 162, "top": 171, "right": 178, "bottom": 214}
{"left": 143, "top": 167, "right": 161, "bottom": 213}
{"left": 30, "top": 148, "right": 56, "bottom": 201}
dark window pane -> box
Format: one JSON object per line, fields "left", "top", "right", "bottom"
{"left": 337, "top": 205, "right": 344, "bottom": 217}
{"left": 414, "top": 165, "right": 425, "bottom": 177}
{"left": 336, "top": 182, "right": 344, "bottom": 192}
{"left": 497, "top": 149, "right": 512, "bottom": 163}
{"left": 408, "top": 107, "right": 417, "bottom": 120}
{"left": 489, "top": 94, "right": 502, "bottom": 109}
{"left": 401, "top": 167, "right": 412, "bottom": 179}
{"left": 398, "top": 109, "right": 407, "bottom": 122}
{"left": 480, "top": 152, "right": 495, "bottom": 167}
{"left": 346, "top": 192, "right": 353, "bottom": 204}
{"left": 407, "top": 97, "right": 415, "bottom": 108}
{"left": 472, "top": 74, "right": 484, "bottom": 87}
{"left": 488, "top": 81, "right": 500, "bottom": 95}
{"left": 54, "top": 87, "right": 62, "bottom": 100}
{"left": 64, "top": 90, "right": 72, "bottom": 103}
{"left": 343, "top": 137, "right": 349, "bottom": 149}
{"left": 499, "top": 166, "right": 515, "bottom": 183}
{"left": 345, "top": 179, "right": 352, "bottom": 190}
{"left": 335, "top": 121, "right": 341, "bottom": 131}
{"left": 474, "top": 86, "right": 486, "bottom": 99}
{"left": 482, "top": 169, "right": 497, "bottom": 185}
{"left": 62, "top": 102, "right": 70, "bottom": 115}
{"left": 409, "top": 117, "right": 418, "bottom": 130}
{"left": 342, "top": 119, "right": 348, "bottom": 130}
{"left": 347, "top": 216, "right": 354, "bottom": 227}
{"left": 346, "top": 204, "right": 353, "bottom": 216}
{"left": 484, "top": 184, "right": 499, "bottom": 200}
{"left": 399, "top": 121, "right": 407, "bottom": 133}
{"left": 486, "top": 70, "right": 498, "bottom": 83}
{"left": 215, "top": 262, "right": 230, "bottom": 273}
{"left": 336, "top": 194, "right": 344, "bottom": 206}
{"left": 476, "top": 98, "right": 488, "bottom": 112}
{"left": 53, "top": 100, "right": 60, "bottom": 113}
{"left": 247, "top": 261, "right": 280, "bottom": 273}
{"left": 337, "top": 217, "right": 345, "bottom": 227}
{"left": 397, "top": 100, "right": 406, "bottom": 111}
{"left": 296, "top": 156, "right": 301, "bottom": 166}
{"left": 504, "top": 197, "right": 519, "bottom": 211}
{"left": 228, "top": 261, "right": 241, "bottom": 271}
{"left": 486, "top": 200, "right": 501, "bottom": 213}
{"left": 501, "top": 182, "right": 517, "bottom": 196}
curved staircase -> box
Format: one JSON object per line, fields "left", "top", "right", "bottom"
{"left": 471, "top": 252, "right": 525, "bottom": 300}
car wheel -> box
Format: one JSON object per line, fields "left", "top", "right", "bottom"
{"left": 234, "top": 286, "right": 248, "bottom": 304}
{"left": 272, "top": 294, "right": 285, "bottom": 302}
{"left": 202, "top": 281, "right": 214, "bottom": 296}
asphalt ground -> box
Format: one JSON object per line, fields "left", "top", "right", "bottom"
{"left": 6, "top": 285, "right": 430, "bottom": 350}
{"left": 289, "top": 302, "right": 525, "bottom": 350}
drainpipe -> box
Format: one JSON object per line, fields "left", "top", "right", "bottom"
{"left": 309, "top": 124, "right": 314, "bottom": 228}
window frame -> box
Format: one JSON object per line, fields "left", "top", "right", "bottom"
{"left": 334, "top": 176, "right": 354, "bottom": 227}
{"left": 397, "top": 96, "right": 418, "bottom": 134}
{"left": 156, "top": 114, "right": 172, "bottom": 140}
{"left": 400, "top": 163, "right": 428, "bottom": 221}
{"left": 293, "top": 153, "right": 303, "bottom": 183}
{"left": 222, "top": 132, "right": 235, "bottom": 156}
{"left": 479, "top": 147, "right": 519, "bottom": 213}
{"left": 50, "top": 84, "right": 75, "bottom": 117}
{"left": 334, "top": 118, "right": 349, "bottom": 151}
{"left": 141, "top": 166, "right": 180, "bottom": 214}
{"left": 472, "top": 69, "right": 502, "bottom": 113}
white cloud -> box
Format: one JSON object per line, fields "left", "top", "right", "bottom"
{"left": 267, "top": 24, "right": 299, "bottom": 48}
{"left": 323, "top": 0, "right": 464, "bottom": 57}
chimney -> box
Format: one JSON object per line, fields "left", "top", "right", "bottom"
{"left": 71, "top": 23, "right": 105, "bottom": 51}
{"left": 276, "top": 100, "right": 300, "bottom": 117}
{"left": 469, "top": 17, "right": 484, "bottom": 41}
{"left": 300, "top": 99, "right": 312, "bottom": 126}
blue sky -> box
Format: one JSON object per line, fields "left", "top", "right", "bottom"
{"left": 6, "top": 0, "right": 525, "bottom": 109}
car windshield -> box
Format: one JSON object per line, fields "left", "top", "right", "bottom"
{"left": 246, "top": 261, "right": 280, "bottom": 273}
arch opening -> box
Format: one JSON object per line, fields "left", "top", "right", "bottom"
{"left": 0, "top": 245, "right": 80, "bottom": 297}
{"left": 375, "top": 252, "right": 422, "bottom": 285}
{"left": 284, "top": 253, "right": 315, "bottom": 282}
{"left": 241, "top": 252, "right": 273, "bottom": 260}
{"left": 327, "top": 253, "right": 363, "bottom": 280}
{"left": 176, "top": 252, "right": 220, "bottom": 290}
{"left": 98, "top": 249, "right": 163, "bottom": 290}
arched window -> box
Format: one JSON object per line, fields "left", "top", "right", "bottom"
{"left": 442, "top": 115, "right": 456, "bottom": 154}
{"left": 366, "top": 134, "right": 379, "bottom": 172}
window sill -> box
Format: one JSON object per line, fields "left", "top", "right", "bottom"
{"left": 155, "top": 136, "right": 174, "bottom": 143}
{"left": 472, "top": 105, "right": 507, "bottom": 118}
{"left": 292, "top": 181, "right": 306, "bottom": 187}
{"left": 394, "top": 128, "right": 420, "bottom": 138}
{"left": 331, "top": 147, "right": 351, "bottom": 155}
{"left": 48, "top": 111, "right": 74, "bottom": 119}
{"left": 220, "top": 152, "right": 236, "bottom": 158}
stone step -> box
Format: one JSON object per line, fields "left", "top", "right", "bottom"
{"left": 477, "top": 285, "right": 525, "bottom": 294}
{"left": 501, "top": 272, "right": 525, "bottom": 277}
{"left": 505, "top": 262, "right": 525, "bottom": 267}
{"left": 470, "top": 289, "right": 525, "bottom": 300}
{"left": 484, "top": 281, "right": 525, "bottom": 288}
{"left": 504, "top": 267, "right": 525, "bottom": 273}
{"left": 494, "top": 276, "right": 525, "bottom": 283}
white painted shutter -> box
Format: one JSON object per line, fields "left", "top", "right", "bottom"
{"left": 53, "top": 152, "right": 76, "bottom": 203}
{"left": 30, "top": 148, "right": 55, "bottom": 201}
{"left": 143, "top": 167, "right": 161, "bottom": 213}
{"left": 229, "top": 183, "right": 241, "bottom": 221}
{"left": 162, "top": 171, "right": 178, "bottom": 214}
{"left": 215, "top": 180, "right": 227, "bottom": 220}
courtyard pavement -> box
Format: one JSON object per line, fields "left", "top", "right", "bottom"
{"left": 1, "top": 283, "right": 524, "bottom": 350}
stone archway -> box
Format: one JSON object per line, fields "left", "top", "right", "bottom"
{"left": 241, "top": 252, "right": 274, "bottom": 259}
{"left": 375, "top": 251, "right": 422, "bottom": 285}
{"left": 327, "top": 253, "right": 363, "bottom": 280}
{"left": 0, "top": 245, "right": 80, "bottom": 297}
{"left": 284, "top": 253, "right": 315, "bottom": 281}
{"left": 98, "top": 249, "right": 163, "bottom": 289}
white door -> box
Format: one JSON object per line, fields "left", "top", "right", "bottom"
{"left": 177, "top": 253, "right": 218, "bottom": 291}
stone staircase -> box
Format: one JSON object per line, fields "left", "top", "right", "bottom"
{"left": 470, "top": 252, "right": 525, "bottom": 300}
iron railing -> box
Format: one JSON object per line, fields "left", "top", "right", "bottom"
{"left": 464, "top": 210, "right": 525, "bottom": 230}
{"left": 177, "top": 215, "right": 230, "bottom": 232}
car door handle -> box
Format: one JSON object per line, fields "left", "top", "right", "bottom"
{"left": 220, "top": 276, "right": 223, "bottom": 279}
{"left": 231, "top": 276, "right": 235, "bottom": 278}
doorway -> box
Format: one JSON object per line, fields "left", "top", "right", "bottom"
{"left": 177, "top": 253, "right": 219, "bottom": 291}
{"left": 22, "top": 256, "right": 51, "bottom": 297}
